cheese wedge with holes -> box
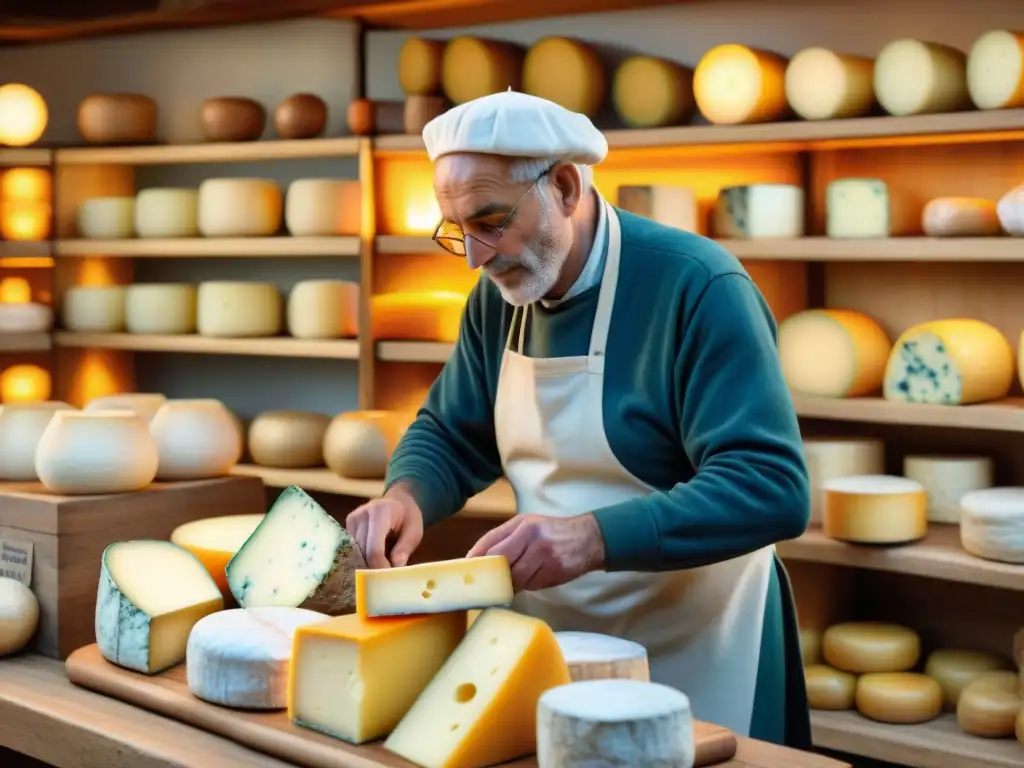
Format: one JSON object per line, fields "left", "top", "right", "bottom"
{"left": 960, "top": 487, "right": 1024, "bottom": 564}
{"left": 355, "top": 555, "right": 513, "bottom": 618}
{"left": 95, "top": 540, "right": 223, "bottom": 674}
{"left": 170, "top": 514, "right": 265, "bottom": 595}
{"left": 804, "top": 438, "right": 885, "bottom": 525}
{"left": 924, "top": 648, "right": 1013, "bottom": 709}
{"left": 805, "top": 665, "right": 856, "bottom": 710}
{"left": 693, "top": 44, "right": 788, "bottom": 124}
{"left": 823, "top": 475, "right": 927, "bottom": 544}
{"left": 967, "top": 30, "right": 1024, "bottom": 110}
{"left": 784, "top": 48, "right": 875, "bottom": 120}
{"left": 826, "top": 178, "right": 918, "bottom": 237}
{"left": 823, "top": 622, "right": 920, "bottom": 674}
{"left": 384, "top": 608, "right": 573, "bottom": 768}
{"left": 442, "top": 38, "right": 524, "bottom": 105}
{"left": 523, "top": 37, "right": 605, "bottom": 117}
{"left": 613, "top": 56, "right": 695, "bottom": 129}
{"left": 902, "top": 455, "right": 993, "bottom": 524}
{"left": 555, "top": 631, "right": 650, "bottom": 682}
{"left": 922, "top": 197, "right": 1002, "bottom": 237}
{"left": 956, "top": 670, "right": 1021, "bottom": 737}
{"left": 856, "top": 673, "right": 943, "bottom": 724}
{"left": 874, "top": 39, "right": 970, "bottom": 116}
{"left": 800, "top": 628, "right": 823, "bottom": 667}
{"left": 714, "top": 184, "right": 803, "bottom": 238}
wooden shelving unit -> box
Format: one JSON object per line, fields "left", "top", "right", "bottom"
{"left": 0, "top": 241, "right": 52, "bottom": 259}
{"left": 53, "top": 333, "right": 359, "bottom": 359}
{"left": 0, "top": 332, "right": 51, "bottom": 353}
{"left": 54, "top": 136, "right": 361, "bottom": 165}
{"left": 0, "top": 148, "right": 51, "bottom": 166}
{"left": 55, "top": 237, "right": 361, "bottom": 258}
{"left": 376, "top": 340, "right": 454, "bottom": 363}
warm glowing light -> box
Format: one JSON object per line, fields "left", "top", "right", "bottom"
{"left": 377, "top": 159, "right": 440, "bottom": 234}
{"left": 0, "top": 364, "right": 51, "bottom": 403}
{"left": 0, "top": 276, "right": 31, "bottom": 303}
{"left": 0, "top": 84, "right": 48, "bottom": 147}
{"left": 71, "top": 351, "right": 123, "bottom": 405}
{"left": 1, "top": 168, "right": 51, "bottom": 201}
{"left": 78, "top": 257, "right": 119, "bottom": 287}
{"left": 405, "top": 198, "right": 441, "bottom": 233}
{"left": 0, "top": 257, "right": 53, "bottom": 269}
{"left": 0, "top": 200, "right": 51, "bottom": 241}
{"left": 372, "top": 290, "right": 468, "bottom": 343}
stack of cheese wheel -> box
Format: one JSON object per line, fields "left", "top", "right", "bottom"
{"left": 822, "top": 475, "right": 927, "bottom": 544}
{"left": 693, "top": 44, "right": 789, "bottom": 125}
{"left": 523, "top": 37, "right": 605, "bottom": 118}
{"left": 923, "top": 648, "right": 1015, "bottom": 738}
{"left": 371, "top": 291, "right": 466, "bottom": 343}
{"left": 396, "top": 37, "right": 450, "bottom": 134}
{"left": 959, "top": 487, "right": 1024, "bottom": 564}
{"left": 803, "top": 438, "right": 884, "bottom": 525}
{"left": 62, "top": 286, "right": 127, "bottom": 332}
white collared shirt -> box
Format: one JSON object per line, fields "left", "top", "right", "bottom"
{"left": 539, "top": 191, "right": 608, "bottom": 309}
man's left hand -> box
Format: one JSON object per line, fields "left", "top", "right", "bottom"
{"left": 466, "top": 513, "right": 606, "bottom": 591}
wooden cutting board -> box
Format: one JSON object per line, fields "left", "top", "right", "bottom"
{"left": 66, "top": 644, "right": 738, "bottom": 768}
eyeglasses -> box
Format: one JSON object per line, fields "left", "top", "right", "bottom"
{"left": 432, "top": 165, "right": 554, "bottom": 256}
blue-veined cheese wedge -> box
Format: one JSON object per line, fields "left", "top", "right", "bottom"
{"left": 713, "top": 183, "right": 803, "bottom": 239}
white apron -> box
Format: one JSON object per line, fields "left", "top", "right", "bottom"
{"left": 493, "top": 200, "right": 775, "bottom": 737}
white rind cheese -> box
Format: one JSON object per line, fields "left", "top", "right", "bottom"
{"left": 826, "top": 178, "right": 917, "bottom": 238}
{"left": 287, "top": 279, "right": 359, "bottom": 339}
{"left": 998, "top": 183, "right": 1024, "bottom": 236}
{"left": 197, "top": 178, "right": 282, "bottom": 237}
{"left": 125, "top": 283, "right": 196, "bottom": 335}
{"left": 134, "top": 188, "right": 199, "bottom": 238}
{"left": 967, "top": 30, "right": 1024, "bottom": 111}
{"left": 77, "top": 197, "right": 135, "bottom": 239}
{"left": 959, "top": 487, "right": 1024, "bottom": 564}
{"left": 713, "top": 184, "right": 804, "bottom": 239}
{"left": 823, "top": 475, "right": 927, "bottom": 544}
{"left": 902, "top": 455, "right": 994, "bottom": 524}
{"left": 62, "top": 286, "right": 126, "bottom": 332}
{"left": 85, "top": 393, "right": 166, "bottom": 423}
{"left": 803, "top": 438, "right": 885, "bottom": 525}
{"left": 554, "top": 631, "right": 650, "bottom": 682}
{"left": 284, "top": 179, "right": 361, "bottom": 237}
{"left": 784, "top": 47, "right": 875, "bottom": 120}
{"left": 197, "top": 281, "right": 282, "bottom": 337}
{"left": 922, "top": 197, "right": 1002, "bottom": 237}
{"left": 0, "top": 302, "right": 52, "bottom": 333}
{"left": 874, "top": 39, "right": 970, "bottom": 116}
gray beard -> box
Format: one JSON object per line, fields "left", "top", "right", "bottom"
{"left": 485, "top": 201, "right": 570, "bottom": 306}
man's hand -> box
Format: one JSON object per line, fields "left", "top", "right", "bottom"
{"left": 345, "top": 484, "right": 424, "bottom": 568}
{"left": 466, "top": 513, "right": 606, "bottom": 591}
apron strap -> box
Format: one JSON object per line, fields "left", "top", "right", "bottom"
{"left": 504, "top": 305, "right": 518, "bottom": 352}
{"left": 587, "top": 201, "right": 623, "bottom": 374}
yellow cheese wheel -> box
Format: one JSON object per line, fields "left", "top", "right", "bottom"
{"left": 922, "top": 197, "right": 1002, "bottom": 237}
{"left": 805, "top": 665, "right": 856, "bottom": 710}
{"left": 856, "top": 673, "right": 943, "bottom": 724}
{"left": 924, "top": 649, "right": 1013, "bottom": 709}
{"left": 523, "top": 37, "right": 606, "bottom": 118}
{"left": 693, "top": 44, "right": 788, "bottom": 125}
{"left": 323, "top": 410, "right": 415, "bottom": 479}
{"left": 612, "top": 56, "right": 695, "bottom": 129}
{"left": 800, "top": 627, "right": 822, "bottom": 667}
{"left": 957, "top": 670, "right": 1021, "bottom": 737}
{"left": 170, "top": 513, "right": 265, "bottom": 597}
{"left": 823, "top": 622, "right": 920, "bottom": 674}
{"left": 874, "top": 39, "right": 970, "bottom": 117}
{"left": 371, "top": 291, "right": 466, "bottom": 343}
{"left": 247, "top": 410, "right": 331, "bottom": 469}
{"left": 967, "top": 30, "right": 1024, "bottom": 110}
{"left": 399, "top": 37, "right": 446, "bottom": 96}
{"left": 784, "top": 47, "right": 875, "bottom": 120}
{"left": 823, "top": 475, "right": 927, "bottom": 545}
{"left": 442, "top": 37, "right": 524, "bottom": 105}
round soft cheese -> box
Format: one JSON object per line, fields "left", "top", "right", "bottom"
{"left": 286, "top": 280, "right": 359, "bottom": 340}
{"left": 247, "top": 410, "right": 330, "bottom": 469}
{"left": 902, "top": 455, "right": 993, "bottom": 525}
{"left": 922, "top": 197, "right": 1002, "bottom": 237}
{"left": 693, "top": 44, "right": 788, "bottom": 125}
{"left": 0, "top": 302, "right": 52, "bottom": 333}
{"left": 125, "top": 283, "right": 197, "bottom": 335}
{"left": 323, "top": 410, "right": 415, "bottom": 479}
{"left": 805, "top": 665, "right": 856, "bottom": 710}
{"left": 959, "top": 487, "right": 1024, "bottom": 564}
{"left": 822, "top": 622, "right": 920, "bottom": 674}
{"left": 284, "top": 179, "right": 361, "bottom": 237}
{"left": 967, "top": 30, "right": 1024, "bottom": 110}
{"left": 784, "top": 47, "right": 875, "bottom": 120}
{"left": 0, "top": 401, "right": 75, "bottom": 481}
{"left": 856, "top": 672, "right": 943, "bottom": 724}
{"left": 197, "top": 178, "right": 282, "bottom": 237}
{"left": 822, "top": 475, "right": 927, "bottom": 544}
{"left": 150, "top": 399, "right": 243, "bottom": 480}
{"left": 956, "top": 670, "right": 1021, "bottom": 737}
{"left": 84, "top": 393, "right": 167, "bottom": 423}
{"left": 61, "top": 286, "right": 126, "bottom": 332}
{"left": 523, "top": 37, "right": 606, "bottom": 118}
{"left": 803, "top": 438, "right": 885, "bottom": 525}
{"left": 874, "top": 39, "right": 970, "bottom": 116}
{"left": 197, "top": 281, "right": 282, "bottom": 338}
{"left": 554, "top": 631, "right": 650, "bottom": 683}
{"left": 76, "top": 196, "right": 135, "bottom": 239}
{"left": 0, "top": 577, "right": 40, "bottom": 657}
{"left": 134, "top": 188, "right": 199, "bottom": 238}
{"left": 171, "top": 514, "right": 265, "bottom": 595}
{"left": 612, "top": 56, "right": 695, "bottom": 129}
{"left": 800, "top": 627, "right": 823, "bottom": 667}
{"left": 924, "top": 648, "right": 1013, "bottom": 709}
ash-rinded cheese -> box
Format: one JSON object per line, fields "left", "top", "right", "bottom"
{"left": 186, "top": 607, "right": 327, "bottom": 709}
{"left": 197, "top": 178, "right": 282, "bottom": 237}
{"left": 823, "top": 475, "right": 927, "bottom": 544}
{"left": 95, "top": 540, "right": 223, "bottom": 674}
{"left": 713, "top": 184, "right": 803, "bottom": 239}
{"left": 226, "top": 485, "right": 367, "bottom": 615}
{"left": 803, "top": 438, "right": 885, "bottom": 525}
{"left": 922, "top": 197, "right": 1002, "bottom": 237}
{"left": 134, "top": 188, "right": 199, "bottom": 238}
{"left": 959, "top": 487, "right": 1024, "bottom": 564}
{"left": 693, "top": 43, "right": 789, "bottom": 125}
{"left": 856, "top": 673, "right": 943, "bottom": 724}
{"left": 196, "top": 281, "right": 282, "bottom": 337}
{"left": 554, "top": 631, "right": 650, "bottom": 682}
{"left": 874, "top": 39, "right": 970, "bottom": 116}
{"left": 805, "top": 665, "right": 856, "bottom": 710}
{"left": 77, "top": 197, "right": 135, "bottom": 239}
{"left": 284, "top": 179, "right": 361, "bottom": 237}
{"left": 61, "top": 286, "right": 126, "bottom": 332}
{"left": 612, "top": 56, "right": 695, "bottom": 129}
{"left": 826, "top": 178, "right": 918, "bottom": 238}
{"left": 883, "top": 319, "right": 1014, "bottom": 406}
{"left": 823, "top": 622, "right": 921, "bottom": 674}
{"left": 784, "top": 48, "right": 875, "bottom": 120}
{"left": 957, "top": 671, "right": 1022, "bottom": 737}
{"left": 441, "top": 37, "right": 524, "bottom": 105}
{"left": 536, "top": 680, "right": 695, "bottom": 768}
{"left": 924, "top": 648, "right": 1013, "bottom": 709}
{"left": 287, "top": 279, "right": 359, "bottom": 339}
{"left": 523, "top": 37, "right": 606, "bottom": 118}
{"left": 125, "top": 283, "right": 196, "bottom": 335}
{"left": 967, "top": 30, "right": 1024, "bottom": 110}
{"left": 998, "top": 183, "right": 1024, "bottom": 236}
{"left": 902, "top": 455, "right": 994, "bottom": 524}
{"left": 617, "top": 186, "right": 698, "bottom": 233}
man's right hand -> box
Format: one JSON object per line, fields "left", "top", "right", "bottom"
{"left": 345, "top": 483, "right": 424, "bottom": 568}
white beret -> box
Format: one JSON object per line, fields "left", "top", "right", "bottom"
{"left": 422, "top": 89, "right": 608, "bottom": 166}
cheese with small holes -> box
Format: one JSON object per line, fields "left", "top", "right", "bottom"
{"left": 823, "top": 475, "right": 927, "bottom": 544}
{"left": 693, "top": 44, "right": 788, "bottom": 125}
{"left": 289, "top": 611, "right": 466, "bottom": 744}
{"left": 77, "top": 197, "right": 135, "bottom": 239}
{"left": 197, "top": 178, "right": 282, "bottom": 237}
{"left": 536, "top": 680, "right": 695, "bottom": 768}
{"left": 371, "top": 291, "right": 466, "bottom": 342}
{"left": 826, "top": 178, "right": 918, "bottom": 238}
{"left": 823, "top": 622, "right": 920, "bottom": 674}
{"left": 856, "top": 673, "right": 943, "bottom": 724}
{"left": 62, "top": 286, "right": 126, "bottom": 332}
{"left": 902, "top": 455, "right": 994, "bottom": 524}
{"left": 523, "top": 37, "right": 605, "bottom": 117}
{"left": 355, "top": 555, "right": 513, "bottom": 618}
{"left": 959, "top": 487, "right": 1024, "bottom": 564}
{"left": 384, "top": 608, "right": 573, "bottom": 768}
{"left": 95, "top": 540, "right": 223, "bottom": 674}
{"left": 125, "top": 283, "right": 196, "bottom": 335}
{"left": 196, "top": 281, "right": 282, "bottom": 337}
{"left": 874, "top": 39, "right": 970, "bottom": 116}
{"left": 134, "top": 188, "right": 199, "bottom": 238}
{"left": 323, "top": 409, "right": 415, "bottom": 479}
{"left": 800, "top": 628, "right": 823, "bottom": 667}
{"left": 399, "top": 38, "right": 446, "bottom": 96}
{"left": 617, "top": 186, "right": 698, "bottom": 233}
{"left": 803, "top": 438, "right": 885, "bottom": 525}
{"left": 998, "top": 183, "right": 1024, "bottom": 236}
{"left": 613, "top": 56, "right": 695, "bottom": 129}
{"left": 883, "top": 319, "right": 1014, "bottom": 405}
{"left": 924, "top": 649, "right": 1013, "bottom": 709}
{"left": 247, "top": 411, "right": 330, "bottom": 469}
{"left": 284, "top": 179, "right": 360, "bottom": 237}
{"left": 967, "top": 30, "right": 1024, "bottom": 110}
{"left": 442, "top": 37, "right": 524, "bottom": 105}
{"left": 286, "top": 279, "right": 358, "bottom": 339}
{"left": 226, "top": 485, "right": 367, "bottom": 615}
{"left": 805, "top": 665, "right": 856, "bottom": 710}
{"left": 956, "top": 671, "right": 1021, "bottom": 737}
{"left": 784, "top": 47, "right": 875, "bottom": 120}
{"left": 713, "top": 184, "right": 803, "bottom": 239}
{"left": 187, "top": 607, "right": 327, "bottom": 709}
{"left": 170, "top": 513, "right": 265, "bottom": 596}
{"left": 554, "top": 631, "right": 650, "bottom": 682}
{"left": 922, "top": 197, "right": 1002, "bottom": 237}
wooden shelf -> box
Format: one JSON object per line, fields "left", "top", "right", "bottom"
{"left": 55, "top": 236, "right": 361, "bottom": 258}
{"left": 793, "top": 395, "right": 1024, "bottom": 432}
{"left": 375, "top": 235, "right": 436, "bottom": 254}
{"left": 53, "top": 333, "right": 359, "bottom": 359}
{"left": 376, "top": 340, "right": 454, "bottom": 363}
{"left": 0, "top": 332, "right": 51, "bottom": 353}
{"left": 0, "top": 148, "right": 50, "bottom": 166}
{"left": 55, "top": 137, "right": 361, "bottom": 166}
{"left": 0, "top": 241, "right": 51, "bottom": 260}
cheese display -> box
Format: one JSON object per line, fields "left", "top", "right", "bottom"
{"left": 323, "top": 409, "right": 415, "bottom": 479}
{"left": 384, "top": 608, "right": 573, "bottom": 768}
{"left": 855, "top": 672, "right": 943, "bottom": 724}
{"left": 921, "top": 197, "right": 1002, "bottom": 237}
{"left": 612, "top": 56, "right": 695, "bottom": 129}
{"left": 284, "top": 179, "right": 360, "bottom": 237}
{"left": 536, "top": 680, "right": 695, "bottom": 768}
{"left": 0, "top": 576, "right": 40, "bottom": 657}
{"left": 554, "top": 631, "right": 650, "bottom": 682}
{"left": 84, "top": 393, "right": 166, "bottom": 423}
{"left": 713, "top": 184, "right": 803, "bottom": 239}
{"left": 967, "top": 30, "right": 1024, "bottom": 110}
{"left": 196, "top": 281, "right": 282, "bottom": 337}
{"left": 399, "top": 37, "right": 446, "bottom": 96}
{"left": 0, "top": 401, "right": 74, "bottom": 481}
{"left": 959, "top": 487, "right": 1024, "bottom": 564}
{"left": 998, "top": 183, "right": 1024, "bottom": 236}
{"left": 883, "top": 319, "right": 1014, "bottom": 405}
{"left": 956, "top": 671, "right": 1021, "bottom": 737}
{"left": 134, "top": 188, "right": 199, "bottom": 238}
{"left": 186, "top": 607, "right": 327, "bottom": 709}
{"left": 248, "top": 410, "right": 330, "bottom": 468}
{"left": 805, "top": 665, "right": 856, "bottom": 710}
{"left": 356, "top": 555, "right": 514, "bottom": 618}
{"left": 902, "top": 455, "right": 993, "bottom": 525}
{"left": 523, "top": 37, "right": 605, "bottom": 118}
{"left": 803, "top": 438, "right": 885, "bottom": 525}
{"left": 76, "top": 196, "right": 135, "bottom": 239}
{"left": 0, "top": 302, "right": 52, "bottom": 333}
{"left": 404, "top": 95, "right": 449, "bottom": 135}
{"left": 784, "top": 47, "right": 875, "bottom": 120}
{"left": 125, "top": 283, "right": 197, "bottom": 335}
{"left": 197, "top": 178, "right": 282, "bottom": 237}
{"left": 822, "top": 475, "right": 927, "bottom": 544}
{"left": 617, "top": 186, "right": 698, "bottom": 233}
{"left": 170, "top": 514, "right": 265, "bottom": 595}
{"left": 874, "top": 39, "right": 970, "bottom": 116}
{"left": 61, "top": 285, "right": 126, "bottom": 332}
{"left": 289, "top": 611, "right": 466, "bottom": 744}
{"left": 826, "top": 178, "right": 917, "bottom": 238}
{"left": 800, "top": 627, "right": 823, "bottom": 667}
{"left": 371, "top": 291, "right": 467, "bottom": 342}
{"left": 95, "top": 540, "right": 223, "bottom": 674}
{"left": 149, "top": 399, "right": 242, "bottom": 480}
{"left": 924, "top": 648, "right": 1013, "bottom": 709}
{"left": 822, "top": 622, "right": 921, "bottom": 674}
{"left": 441, "top": 37, "right": 524, "bottom": 105}
{"left": 286, "top": 279, "right": 359, "bottom": 339}
{"left": 692, "top": 44, "right": 788, "bottom": 125}
{"left": 226, "top": 485, "right": 366, "bottom": 615}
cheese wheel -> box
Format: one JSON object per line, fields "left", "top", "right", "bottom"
{"left": 922, "top": 197, "right": 1002, "bottom": 237}
{"left": 197, "top": 178, "right": 282, "bottom": 237}
{"left": 134, "top": 188, "right": 199, "bottom": 238}
{"left": 0, "top": 302, "right": 52, "bottom": 333}
{"left": 967, "top": 30, "right": 1024, "bottom": 110}
{"left": 441, "top": 37, "right": 524, "bottom": 105}
{"left": 247, "top": 410, "right": 330, "bottom": 468}
{"left": 523, "top": 37, "right": 606, "bottom": 118}
{"left": 613, "top": 56, "right": 695, "bottom": 129}
{"left": 0, "top": 401, "right": 75, "bottom": 481}
{"left": 800, "top": 628, "right": 823, "bottom": 667}
{"left": 536, "top": 680, "right": 695, "bottom": 768}
{"left": 823, "top": 475, "right": 927, "bottom": 544}
{"left": 874, "top": 39, "right": 970, "bottom": 117}
{"left": 61, "top": 286, "right": 126, "bottom": 332}
{"left": 371, "top": 291, "right": 466, "bottom": 343}
{"left": 150, "top": 399, "right": 243, "bottom": 481}
{"left": 714, "top": 184, "right": 803, "bottom": 239}
{"left": 85, "top": 393, "right": 167, "bottom": 423}
{"left": 779, "top": 309, "right": 891, "bottom": 398}
{"left": 784, "top": 47, "right": 876, "bottom": 120}
{"left": 804, "top": 438, "right": 885, "bottom": 525}
{"left": 125, "top": 284, "right": 196, "bottom": 335}
{"left": 693, "top": 44, "right": 788, "bottom": 125}
{"left": 322, "top": 410, "right": 414, "bottom": 479}
{"left": 856, "top": 673, "right": 943, "bottom": 724}
{"left": 398, "top": 37, "right": 446, "bottom": 96}
{"left": 0, "top": 577, "right": 40, "bottom": 657}
{"left": 186, "top": 607, "right": 327, "bottom": 709}
{"left": 959, "top": 487, "right": 1024, "bottom": 564}
{"left": 823, "top": 622, "right": 921, "bottom": 674}
{"left": 956, "top": 671, "right": 1021, "bottom": 737}
{"left": 196, "top": 281, "right": 282, "bottom": 338}
{"left": 998, "top": 183, "right": 1024, "bottom": 236}
{"left": 554, "top": 631, "right": 650, "bottom": 682}
{"left": 286, "top": 279, "right": 359, "bottom": 339}
{"left": 171, "top": 514, "right": 265, "bottom": 595}
{"left": 77, "top": 197, "right": 135, "bottom": 239}
{"left": 883, "top": 319, "right": 1014, "bottom": 405}
{"left": 805, "top": 665, "right": 856, "bottom": 710}
{"left": 902, "top": 455, "right": 994, "bottom": 525}
{"left": 404, "top": 95, "right": 448, "bottom": 136}
{"left": 925, "top": 649, "right": 1013, "bottom": 709}
{"left": 284, "top": 179, "right": 360, "bottom": 237}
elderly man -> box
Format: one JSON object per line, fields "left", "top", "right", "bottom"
{"left": 345, "top": 90, "right": 812, "bottom": 749}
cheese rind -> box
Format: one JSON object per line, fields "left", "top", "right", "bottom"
{"left": 286, "top": 279, "right": 359, "bottom": 339}
{"left": 922, "top": 197, "right": 1002, "bottom": 237}
{"left": 823, "top": 622, "right": 921, "bottom": 674}
{"left": 784, "top": 47, "right": 875, "bottom": 120}
{"left": 613, "top": 56, "right": 695, "bottom": 129}
{"left": 903, "top": 455, "right": 994, "bottom": 524}
{"left": 442, "top": 37, "right": 524, "bottom": 105}
{"left": 554, "top": 631, "right": 650, "bottom": 682}
{"left": 617, "top": 186, "right": 698, "bottom": 233}
{"left": 924, "top": 648, "right": 1013, "bottom": 709}
{"left": 823, "top": 475, "right": 927, "bottom": 544}
{"left": 967, "top": 30, "right": 1024, "bottom": 110}
{"left": 524, "top": 37, "right": 605, "bottom": 117}
{"left": 134, "top": 188, "right": 199, "bottom": 238}
{"left": 826, "top": 178, "right": 917, "bottom": 238}
{"left": 197, "top": 281, "right": 282, "bottom": 338}
{"left": 874, "top": 39, "right": 970, "bottom": 116}
{"left": 197, "top": 178, "right": 282, "bottom": 237}
{"left": 805, "top": 665, "right": 856, "bottom": 710}
{"left": 125, "top": 283, "right": 197, "bottom": 335}
{"left": 803, "top": 438, "right": 885, "bottom": 525}
{"left": 170, "top": 514, "right": 265, "bottom": 595}
{"left": 956, "top": 670, "right": 1021, "bottom": 737}
{"left": 713, "top": 184, "right": 803, "bottom": 239}
{"left": 62, "top": 286, "right": 126, "bottom": 332}
{"left": 856, "top": 673, "right": 943, "bottom": 724}
{"left": 247, "top": 410, "right": 330, "bottom": 469}
{"left": 693, "top": 44, "right": 788, "bottom": 125}
{"left": 959, "top": 487, "right": 1024, "bottom": 564}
